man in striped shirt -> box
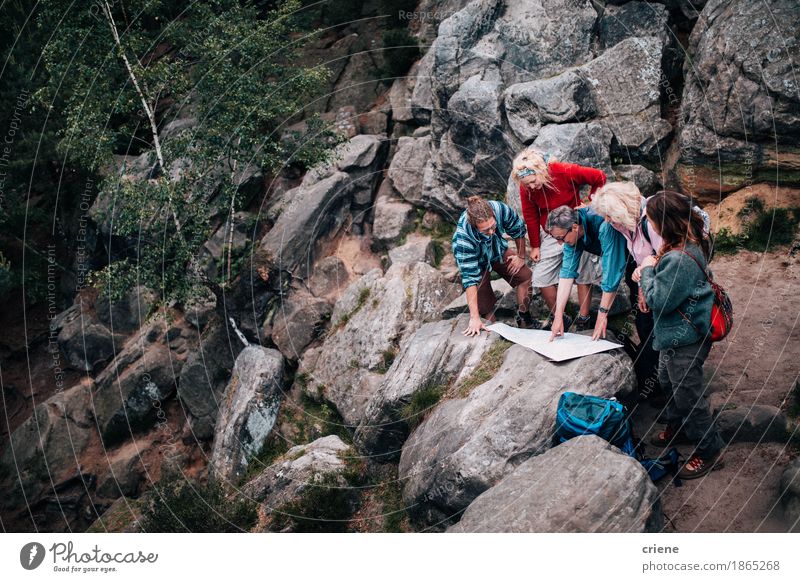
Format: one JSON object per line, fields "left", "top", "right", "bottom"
{"left": 451, "top": 195, "right": 536, "bottom": 336}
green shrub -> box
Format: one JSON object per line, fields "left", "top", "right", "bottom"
{"left": 712, "top": 199, "right": 800, "bottom": 255}
{"left": 402, "top": 380, "right": 447, "bottom": 431}
{"left": 140, "top": 479, "right": 257, "bottom": 533}
{"left": 381, "top": 29, "right": 421, "bottom": 79}
{"left": 268, "top": 471, "right": 358, "bottom": 532}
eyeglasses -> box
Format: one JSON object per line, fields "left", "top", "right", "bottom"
{"left": 517, "top": 168, "right": 537, "bottom": 179}
{"left": 546, "top": 230, "right": 568, "bottom": 242}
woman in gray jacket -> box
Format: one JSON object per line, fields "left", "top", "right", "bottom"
{"left": 632, "top": 191, "right": 725, "bottom": 480}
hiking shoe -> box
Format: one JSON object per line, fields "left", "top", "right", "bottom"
{"left": 678, "top": 451, "right": 725, "bottom": 480}
{"left": 542, "top": 314, "right": 573, "bottom": 332}
{"left": 515, "top": 309, "right": 541, "bottom": 329}
{"left": 649, "top": 425, "right": 692, "bottom": 447}
{"left": 573, "top": 314, "right": 593, "bottom": 332}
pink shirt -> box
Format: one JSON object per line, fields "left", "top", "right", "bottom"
{"left": 608, "top": 201, "right": 663, "bottom": 265}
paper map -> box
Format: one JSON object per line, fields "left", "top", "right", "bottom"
{"left": 486, "top": 322, "right": 623, "bottom": 362}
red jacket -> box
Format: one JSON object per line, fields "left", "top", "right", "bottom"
{"left": 519, "top": 161, "right": 607, "bottom": 248}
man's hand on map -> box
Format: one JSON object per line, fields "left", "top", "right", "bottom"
{"left": 463, "top": 316, "right": 488, "bottom": 337}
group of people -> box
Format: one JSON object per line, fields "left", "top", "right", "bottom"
{"left": 451, "top": 148, "right": 724, "bottom": 480}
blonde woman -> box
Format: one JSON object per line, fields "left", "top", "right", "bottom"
{"left": 590, "top": 183, "right": 712, "bottom": 402}
{"left": 512, "top": 148, "right": 607, "bottom": 331}
{"left": 591, "top": 182, "right": 662, "bottom": 401}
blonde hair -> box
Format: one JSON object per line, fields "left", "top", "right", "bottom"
{"left": 466, "top": 195, "right": 493, "bottom": 226}
{"left": 591, "top": 181, "right": 643, "bottom": 231}
{"left": 511, "top": 148, "right": 554, "bottom": 189}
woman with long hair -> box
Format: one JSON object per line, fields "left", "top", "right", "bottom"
{"left": 512, "top": 148, "right": 607, "bottom": 331}
{"left": 591, "top": 182, "right": 662, "bottom": 401}
{"left": 632, "top": 191, "right": 725, "bottom": 479}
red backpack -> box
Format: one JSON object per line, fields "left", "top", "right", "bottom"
{"left": 677, "top": 250, "right": 733, "bottom": 342}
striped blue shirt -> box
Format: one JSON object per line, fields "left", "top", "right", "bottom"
{"left": 451, "top": 200, "right": 527, "bottom": 289}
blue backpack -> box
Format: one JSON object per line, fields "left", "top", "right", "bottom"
{"left": 555, "top": 392, "right": 636, "bottom": 457}
{"left": 555, "top": 392, "right": 682, "bottom": 484}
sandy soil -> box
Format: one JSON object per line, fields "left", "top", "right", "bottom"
{"left": 631, "top": 248, "right": 800, "bottom": 533}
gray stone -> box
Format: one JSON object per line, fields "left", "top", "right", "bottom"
{"left": 372, "top": 185, "right": 417, "bottom": 250}
{"left": 309, "top": 255, "right": 352, "bottom": 299}
{"left": 93, "top": 319, "right": 190, "bottom": 444}
{"left": 613, "top": 165, "right": 662, "bottom": 197}
{"left": 387, "top": 135, "right": 431, "bottom": 203}
{"left": 241, "top": 435, "right": 354, "bottom": 508}
{"left": 0, "top": 384, "right": 93, "bottom": 510}
{"left": 533, "top": 122, "right": 614, "bottom": 175}
{"left": 780, "top": 457, "right": 800, "bottom": 528}
{"left": 675, "top": 0, "right": 800, "bottom": 197}
{"left": 504, "top": 71, "right": 594, "bottom": 142}
{"left": 449, "top": 436, "right": 661, "bottom": 532}
{"left": 57, "top": 307, "right": 125, "bottom": 372}
{"left": 714, "top": 404, "right": 789, "bottom": 444}
{"left": 209, "top": 346, "right": 285, "bottom": 485}
{"left": 398, "top": 344, "right": 635, "bottom": 528}
{"left": 260, "top": 172, "right": 351, "bottom": 273}
{"left": 96, "top": 443, "right": 147, "bottom": 499}
{"left": 354, "top": 315, "right": 501, "bottom": 461}
{"left": 599, "top": 2, "right": 670, "bottom": 49}
{"left": 271, "top": 293, "right": 332, "bottom": 361}
{"left": 198, "top": 212, "right": 254, "bottom": 280}
{"left": 95, "top": 286, "right": 157, "bottom": 333}
{"left": 177, "top": 321, "right": 243, "bottom": 440}
{"left": 183, "top": 287, "right": 217, "bottom": 331}
{"left": 261, "top": 135, "right": 387, "bottom": 274}
{"left": 308, "top": 263, "right": 460, "bottom": 427}
{"left": 388, "top": 234, "right": 436, "bottom": 267}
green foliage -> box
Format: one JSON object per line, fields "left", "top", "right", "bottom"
{"left": 402, "top": 380, "right": 447, "bottom": 431}
{"left": 712, "top": 198, "right": 800, "bottom": 255}
{"left": 381, "top": 28, "right": 421, "bottom": 79}
{"left": 0, "top": 253, "right": 14, "bottom": 297}
{"left": 320, "top": 0, "right": 363, "bottom": 27}
{"left": 376, "top": 347, "right": 397, "bottom": 374}
{"left": 33, "top": 0, "right": 341, "bottom": 304}
{"left": 456, "top": 339, "right": 512, "bottom": 397}
{"left": 268, "top": 471, "right": 356, "bottom": 532}
{"left": 140, "top": 479, "right": 257, "bottom": 533}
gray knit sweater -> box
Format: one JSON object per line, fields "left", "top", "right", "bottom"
{"left": 640, "top": 242, "right": 715, "bottom": 351}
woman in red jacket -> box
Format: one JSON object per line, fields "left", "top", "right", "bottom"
{"left": 512, "top": 148, "right": 607, "bottom": 330}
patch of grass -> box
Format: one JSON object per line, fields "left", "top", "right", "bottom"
{"left": 376, "top": 347, "right": 397, "bottom": 374}
{"left": 139, "top": 479, "right": 257, "bottom": 533}
{"left": 333, "top": 286, "right": 372, "bottom": 329}
{"left": 376, "top": 470, "right": 410, "bottom": 532}
{"left": 454, "top": 339, "right": 513, "bottom": 398}
{"left": 267, "top": 471, "right": 358, "bottom": 533}
{"left": 401, "top": 380, "right": 448, "bottom": 431}
{"left": 713, "top": 199, "right": 800, "bottom": 254}
{"left": 242, "top": 435, "right": 290, "bottom": 483}
{"left": 431, "top": 240, "right": 445, "bottom": 268}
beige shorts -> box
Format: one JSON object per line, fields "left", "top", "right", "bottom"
{"left": 532, "top": 227, "right": 602, "bottom": 288}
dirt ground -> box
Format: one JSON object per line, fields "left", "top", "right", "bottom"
{"left": 630, "top": 248, "right": 800, "bottom": 533}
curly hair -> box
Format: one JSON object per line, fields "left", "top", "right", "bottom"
{"left": 645, "top": 190, "right": 711, "bottom": 259}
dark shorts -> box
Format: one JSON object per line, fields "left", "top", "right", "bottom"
{"left": 476, "top": 248, "right": 532, "bottom": 317}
